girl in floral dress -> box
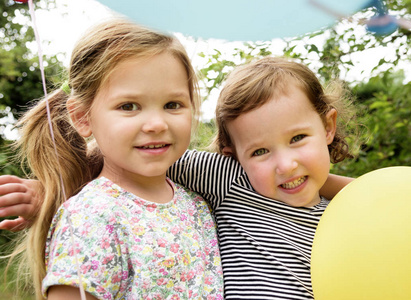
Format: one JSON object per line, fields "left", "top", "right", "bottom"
{"left": 6, "top": 18, "right": 223, "bottom": 300}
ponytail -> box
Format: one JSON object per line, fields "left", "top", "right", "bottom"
{"left": 11, "top": 88, "right": 102, "bottom": 299}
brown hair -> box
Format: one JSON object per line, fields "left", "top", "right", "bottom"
{"left": 212, "top": 56, "right": 356, "bottom": 163}
{"left": 10, "top": 18, "right": 200, "bottom": 299}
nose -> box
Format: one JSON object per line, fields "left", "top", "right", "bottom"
{"left": 274, "top": 151, "right": 298, "bottom": 175}
{"left": 141, "top": 111, "right": 168, "bottom": 133}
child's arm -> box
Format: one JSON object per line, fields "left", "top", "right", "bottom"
{"left": 48, "top": 285, "right": 98, "bottom": 300}
{"left": 0, "top": 175, "right": 40, "bottom": 231}
{"left": 320, "top": 173, "right": 354, "bottom": 199}
{"left": 0, "top": 171, "right": 353, "bottom": 229}
{"left": 168, "top": 149, "right": 243, "bottom": 209}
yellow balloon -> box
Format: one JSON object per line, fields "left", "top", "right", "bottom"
{"left": 311, "top": 166, "right": 411, "bottom": 300}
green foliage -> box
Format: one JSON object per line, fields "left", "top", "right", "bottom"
{"left": 0, "top": 254, "right": 35, "bottom": 300}
{"left": 0, "top": 0, "right": 63, "bottom": 176}
{"left": 190, "top": 120, "right": 217, "bottom": 151}
{"left": 0, "top": 139, "right": 22, "bottom": 176}
{"left": 0, "top": 227, "right": 34, "bottom": 299}
{"left": 1, "top": 2, "right": 59, "bottom": 296}
{"left": 1, "top": 0, "right": 61, "bottom": 118}
{"left": 282, "top": 0, "right": 411, "bottom": 82}
{"left": 198, "top": 42, "right": 273, "bottom": 102}
{"left": 333, "top": 70, "right": 411, "bottom": 177}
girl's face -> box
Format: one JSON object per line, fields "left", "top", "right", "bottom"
{"left": 74, "top": 52, "right": 192, "bottom": 193}
{"left": 224, "top": 87, "right": 337, "bottom": 207}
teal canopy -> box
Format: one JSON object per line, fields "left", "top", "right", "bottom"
{"left": 97, "top": 0, "right": 374, "bottom": 40}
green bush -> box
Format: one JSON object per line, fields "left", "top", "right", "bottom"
{"left": 332, "top": 70, "right": 411, "bottom": 177}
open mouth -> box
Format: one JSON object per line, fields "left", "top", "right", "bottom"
{"left": 281, "top": 176, "right": 307, "bottom": 189}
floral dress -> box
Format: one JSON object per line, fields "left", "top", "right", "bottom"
{"left": 42, "top": 177, "right": 224, "bottom": 299}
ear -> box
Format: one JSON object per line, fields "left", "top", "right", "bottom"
{"left": 67, "top": 98, "right": 92, "bottom": 137}
{"left": 222, "top": 146, "right": 234, "bottom": 157}
{"left": 324, "top": 108, "right": 337, "bottom": 145}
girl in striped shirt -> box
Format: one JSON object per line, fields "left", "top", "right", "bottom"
{"left": 167, "top": 56, "right": 356, "bottom": 299}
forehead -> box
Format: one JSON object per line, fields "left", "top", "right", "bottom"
{"left": 251, "top": 76, "right": 309, "bottom": 115}
{"left": 91, "top": 53, "right": 191, "bottom": 111}
{"left": 109, "top": 54, "right": 188, "bottom": 89}
{"left": 226, "top": 87, "right": 319, "bottom": 149}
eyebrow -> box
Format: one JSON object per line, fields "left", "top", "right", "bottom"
{"left": 108, "top": 91, "right": 191, "bottom": 101}
{"left": 285, "top": 123, "right": 313, "bottom": 134}
{"left": 168, "top": 91, "right": 191, "bottom": 99}
{"left": 243, "top": 140, "right": 265, "bottom": 155}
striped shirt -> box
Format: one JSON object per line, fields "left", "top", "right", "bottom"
{"left": 168, "top": 150, "right": 330, "bottom": 299}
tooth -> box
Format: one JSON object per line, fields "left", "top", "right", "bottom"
{"left": 282, "top": 177, "right": 305, "bottom": 189}
{"left": 140, "top": 144, "right": 166, "bottom": 149}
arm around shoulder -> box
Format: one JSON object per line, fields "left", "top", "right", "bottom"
{"left": 320, "top": 173, "right": 354, "bottom": 200}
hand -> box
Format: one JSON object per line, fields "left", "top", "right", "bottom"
{"left": 0, "top": 175, "right": 40, "bottom": 231}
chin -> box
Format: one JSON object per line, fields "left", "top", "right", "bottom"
{"left": 282, "top": 197, "right": 320, "bottom": 208}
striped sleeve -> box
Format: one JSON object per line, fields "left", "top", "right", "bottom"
{"left": 167, "top": 150, "right": 244, "bottom": 210}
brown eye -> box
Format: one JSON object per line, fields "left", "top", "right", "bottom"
{"left": 120, "top": 103, "right": 138, "bottom": 111}
{"left": 165, "top": 102, "right": 181, "bottom": 110}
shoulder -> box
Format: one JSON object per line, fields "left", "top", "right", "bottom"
{"left": 183, "top": 149, "right": 244, "bottom": 174}
{"left": 314, "top": 197, "right": 331, "bottom": 212}
{"left": 172, "top": 181, "right": 213, "bottom": 212}
{"left": 183, "top": 149, "right": 235, "bottom": 161}
{"left": 61, "top": 184, "right": 110, "bottom": 216}
{"left": 54, "top": 178, "right": 135, "bottom": 230}
{"left": 68, "top": 177, "right": 134, "bottom": 207}
{"left": 46, "top": 178, "right": 135, "bottom": 264}
{"left": 173, "top": 182, "right": 204, "bottom": 201}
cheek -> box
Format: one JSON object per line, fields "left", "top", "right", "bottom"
{"left": 177, "top": 115, "right": 192, "bottom": 137}
{"left": 168, "top": 114, "right": 192, "bottom": 152}
{"left": 243, "top": 162, "right": 273, "bottom": 193}
{"left": 110, "top": 121, "right": 137, "bottom": 138}
{"left": 302, "top": 144, "right": 331, "bottom": 175}
{"left": 301, "top": 138, "right": 329, "bottom": 159}
{"left": 181, "top": 127, "right": 192, "bottom": 148}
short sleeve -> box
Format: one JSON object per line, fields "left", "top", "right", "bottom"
{"left": 42, "top": 201, "right": 130, "bottom": 299}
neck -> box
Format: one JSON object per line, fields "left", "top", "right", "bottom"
{"left": 98, "top": 169, "right": 174, "bottom": 204}
{"left": 128, "top": 178, "right": 174, "bottom": 204}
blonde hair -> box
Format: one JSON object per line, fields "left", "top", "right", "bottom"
{"left": 10, "top": 18, "right": 200, "bottom": 299}
{"left": 212, "top": 56, "right": 356, "bottom": 163}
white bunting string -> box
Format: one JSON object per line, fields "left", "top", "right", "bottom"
{"left": 26, "top": 1, "right": 86, "bottom": 299}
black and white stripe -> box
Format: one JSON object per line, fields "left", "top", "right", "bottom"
{"left": 168, "top": 150, "right": 329, "bottom": 299}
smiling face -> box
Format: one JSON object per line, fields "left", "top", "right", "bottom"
{"left": 224, "top": 86, "right": 337, "bottom": 207}
{"left": 73, "top": 52, "right": 192, "bottom": 193}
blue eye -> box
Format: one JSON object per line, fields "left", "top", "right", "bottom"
{"left": 291, "top": 134, "right": 306, "bottom": 143}
{"left": 120, "top": 103, "right": 138, "bottom": 111}
{"left": 252, "top": 148, "right": 268, "bottom": 156}
{"left": 165, "top": 102, "right": 181, "bottom": 110}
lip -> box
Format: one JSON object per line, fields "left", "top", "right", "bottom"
{"left": 135, "top": 142, "right": 171, "bottom": 154}
{"left": 278, "top": 176, "right": 308, "bottom": 194}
